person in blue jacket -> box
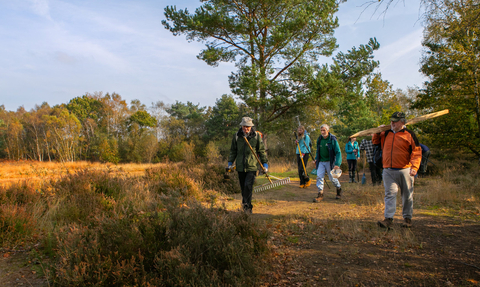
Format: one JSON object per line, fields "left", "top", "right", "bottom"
{"left": 295, "top": 126, "right": 312, "bottom": 188}
{"left": 313, "top": 124, "right": 343, "bottom": 201}
{"left": 345, "top": 137, "right": 360, "bottom": 183}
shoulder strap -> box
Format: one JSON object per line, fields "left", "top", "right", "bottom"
{"left": 382, "top": 130, "right": 391, "bottom": 149}
{"left": 256, "top": 132, "right": 260, "bottom": 151}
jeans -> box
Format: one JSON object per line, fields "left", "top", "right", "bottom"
{"left": 316, "top": 161, "right": 341, "bottom": 191}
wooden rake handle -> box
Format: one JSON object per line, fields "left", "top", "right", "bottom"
{"left": 243, "top": 136, "right": 273, "bottom": 184}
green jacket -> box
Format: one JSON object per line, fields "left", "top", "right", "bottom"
{"left": 228, "top": 128, "right": 268, "bottom": 172}
{"left": 315, "top": 133, "right": 342, "bottom": 169}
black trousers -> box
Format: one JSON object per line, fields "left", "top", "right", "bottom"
{"left": 419, "top": 150, "right": 431, "bottom": 174}
{"left": 296, "top": 153, "right": 310, "bottom": 185}
{"left": 237, "top": 171, "right": 256, "bottom": 210}
{"left": 347, "top": 159, "right": 357, "bottom": 174}
{"left": 368, "top": 161, "right": 383, "bottom": 184}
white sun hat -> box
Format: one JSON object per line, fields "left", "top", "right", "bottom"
{"left": 330, "top": 168, "right": 342, "bottom": 179}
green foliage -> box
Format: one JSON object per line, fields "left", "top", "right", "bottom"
{"left": 327, "top": 38, "right": 381, "bottom": 142}
{"left": 66, "top": 95, "right": 104, "bottom": 123}
{"left": 128, "top": 110, "right": 157, "bottom": 129}
{"left": 414, "top": 0, "right": 480, "bottom": 159}
{"left": 205, "top": 94, "right": 246, "bottom": 140}
{"left": 163, "top": 0, "right": 339, "bottom": 130}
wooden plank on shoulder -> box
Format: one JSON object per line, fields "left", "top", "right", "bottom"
{"left": 349, "top": 109, "right": 449, "bottom": 138}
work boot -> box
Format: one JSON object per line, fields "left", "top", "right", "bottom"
{"left": 305, "top": 178, "right": 311, "bottom": 187}
{"left": 377, "top": 218, "right": 393, "bottom": 229}
{"left": 401, "top": 218, "right": 412, "bottom": 228}
{"left": 313, "top": 191, "right": 324, "bottom": 202}
{"left": 299, "top": 184, "right": 305, "bottom": 188}
{"left": 335, "top": 187, "right": 342, "bottom": 199}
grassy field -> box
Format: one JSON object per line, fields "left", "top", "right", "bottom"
{"left": 0, "top": 156, "right": 479, "bottom": 286}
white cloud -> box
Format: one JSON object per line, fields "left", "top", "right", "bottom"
{"left": 375, "top": 28, "right": 423, "bottom": 69}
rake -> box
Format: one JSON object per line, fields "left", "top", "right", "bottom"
{"left": 254, "top": 174, "right": 290, "bottom": 192}
{"left": 242, "top": 136, "right": 291, "bottom": 192}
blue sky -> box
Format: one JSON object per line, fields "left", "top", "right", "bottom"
{"left": 0, "top": 0, "right": 425, "bottom": 112}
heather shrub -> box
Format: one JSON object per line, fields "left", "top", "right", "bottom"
{"left": 0, "top": 204, "right": 39, "bottom": 248}
{"left": 49, "top": 200, "right": 270, "bottom": 286}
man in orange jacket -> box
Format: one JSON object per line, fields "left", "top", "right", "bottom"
{"left": 373, "top": 112, "right": 422, "bottom": 228}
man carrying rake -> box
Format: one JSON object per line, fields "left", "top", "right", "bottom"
{"left": 228, "top": 117, "right": 268, "bottom": 214}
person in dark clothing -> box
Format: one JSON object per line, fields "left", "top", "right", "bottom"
{"left": 418, "top": 143, "right": 430, "bottom": 176}
{"left": 228, "top": 117, "right": 268, "bottom": 214}
{"left": 360, "top": 134, "right": 383, "bottom": 185}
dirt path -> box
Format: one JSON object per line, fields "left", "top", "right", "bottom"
{"left": 235, "top": 174, "right": 480, "bottom": 286}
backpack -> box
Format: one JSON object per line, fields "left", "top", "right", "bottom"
{"left": 373, "top": 130, "right": 391, "bottom": 168}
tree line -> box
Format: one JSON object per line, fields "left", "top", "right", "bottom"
{"left": 0, "top": 0, "right": 478, "bottom": 163}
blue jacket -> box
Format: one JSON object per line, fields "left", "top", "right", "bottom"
{"left": 315, "top": 133, "right": 342, "bottom": 169}
{"left": 296, "top": 134, "right": 312, "bottom": 154}
{"left": 345, "top": 141, "right": 360, "bottom": 160}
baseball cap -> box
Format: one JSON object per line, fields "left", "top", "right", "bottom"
{"left": 390, "top": 112, "right": 405, "bottom": 122}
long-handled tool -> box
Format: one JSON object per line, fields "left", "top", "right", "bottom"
{"left": 294, "top": 132, "right": 310, "bottom": 185}
{"left": 361, "top": 151, "right": 367, "bottom": 185}
{"left": 242, "top": 136, "right": 290, "bottom": 192}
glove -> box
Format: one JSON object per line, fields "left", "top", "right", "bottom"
{"left": 263, "top": 163, "right": 268, "bottom": 172}
{"left": 301, "top": 153, "right": 305, "bottom": 158}
{"left": 226, "top": 162, "right": 233, "bottom": 172}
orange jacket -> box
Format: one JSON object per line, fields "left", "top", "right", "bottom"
{"left": 372, "top": 128, "right": 422, "bottom": 171}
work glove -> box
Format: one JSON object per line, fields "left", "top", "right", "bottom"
{"left": 263, "top": 163, "right": 268, "bottom": 172}
{"left": 226, "top": 162, "right": 233, "bottom": 172}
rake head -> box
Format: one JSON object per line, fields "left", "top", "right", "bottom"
{"left": 254, "top": 177, "right": 290, "bottom": 192}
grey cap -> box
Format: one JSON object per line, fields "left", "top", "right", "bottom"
{"left": 240, "top": 117, "right": 254, "bottom": 127}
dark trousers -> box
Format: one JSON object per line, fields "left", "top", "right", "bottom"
{"left": 368, "top": 161, "right": 383, "bottom": 184}
{"left": 238, "top": 171, "right": 256, "bottom": 210}
{"left": 347, "top": 159, "right": 357, "bottom": 174}
{"left": 419, "top": 150, "right": 430, "bottom": 174}
{"left": 297, "top": 153, "right": 310, "bottom": 185}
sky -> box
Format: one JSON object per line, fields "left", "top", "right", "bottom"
{"left": 0, "top": 0, "right": 426, "bottom": 112}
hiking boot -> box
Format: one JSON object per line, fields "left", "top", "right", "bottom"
{"left": 401, "top": 218, "right": 412, "bottom": 228}
{"left": 305, "top": 179, "right": 311, "bottom": 187}
{"left": 335, "top": 187, "right": 342, "bottom": 199}
{"left": 313, "top": 192, "right": 324, "bottom": 202}
{"left": 377, "top": 218, "right": 393, "bottom": 229}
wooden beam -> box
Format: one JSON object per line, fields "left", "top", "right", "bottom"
{"left": 349, "top": 109, "right": 449, "bottom": 138}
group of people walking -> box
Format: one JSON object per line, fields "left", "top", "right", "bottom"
{"left": 228, "top": 112, "right": 423, "bottom": 229}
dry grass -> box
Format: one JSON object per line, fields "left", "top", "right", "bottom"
{"left": 0, "top": 160, "right": 167, "bottom": 187}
